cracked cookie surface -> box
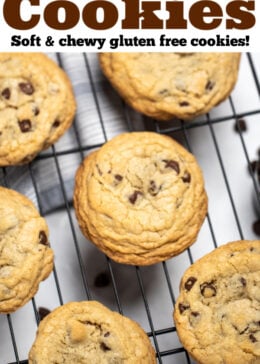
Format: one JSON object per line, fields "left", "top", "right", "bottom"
{"left": 174, "top": 240, "right": 260, "bottom": 364}
{"left": 99, "top": 53, "right": 241, "bottom": 120}
{"left": 29, "top": 300, "right": 156, "bottom": 364}
{"left": 0, "top": 186, "right": 54, "bottom": 313}
{"left": 73, "top": 132, "right": 207, "bottom": 265}
{"left": 0, "top": 52, "right": 76, "bottom": 166}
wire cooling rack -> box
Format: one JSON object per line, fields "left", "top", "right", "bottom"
{"left": 1, "top": 52, "right": 260, "bottom": 364}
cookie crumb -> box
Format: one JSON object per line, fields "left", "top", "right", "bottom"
{"left": 253, "top": 219, "right": 260, "bottom": 236}
{"left": 234, "top": 119, "right": 247, "bottom": 133}
{"left": 94, "top": 272, "right": 110, "bottom": 288}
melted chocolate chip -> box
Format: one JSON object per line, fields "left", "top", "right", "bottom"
{"left": 184, "top": 277, "right": 197, "bottom": 291}
{"left": 1, "top": 88, "right": 11, "bottom": 99}
{"left": 115, "top": 174, "right": 123, "bottom": 181}
{"left": 19, "top": 82, "right": 34, "bottom": 95}
{"left": 18, "top": 119, "right": 32, "bottom": 133}
{"left": 53, "top": 119, "right": 60, "bottom": 128}
{"left": 104, "top": 332, "right": 110, "bottom": 337}
{"left": 240, "top": 277, "right": 247, "bottom": 286}
{"left": 182, "top": 171, "right": 191, "bottom": 183}
{"left": 94, "top": 272, "right": 110, "bottom": 288}
{"left": 200, "top": 281, "right": 217, "bottom": 298}
{"left": 129, "top": 190, "right": 143, "bottom": 204}
{"left": 163, "top": 160, "right": 180, "bottom": 174}
{"left": 100, "top": 342, "right": 111, "bottom": 351}
{"left": 179, "top": 101, "right": 190, "bottom": 107}
{"left": 205, "top": 80, "right": 215, "bottom": 91}
{"left": 249, "top": 334, "right": 257, "bottom": 343}
{"left": 234, "top": 119, "right": 247, "bottom": 133}
{"left": 39, "top": 231, "right": 48, "bottom": 246}
{"left": 38, "top": 307, "right": 51, "bottom": 321}
{"left": 179, "top": 303, "right": 190, "bottom": 314}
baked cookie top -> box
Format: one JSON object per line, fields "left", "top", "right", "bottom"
{"left": 99, "top": 53, "right": 241, "bottom": 120}
{"left": 174, "top": 240, "right": 260, "bottom": 364}
{"left": 0, "top": 186, "right": 54, "bottom": 313}
{"left": 0, "top": 52, "right": 76, "bottom": 166}
{"left": 74, "top": 132, "right": 207, "bottom": 265}
{"left": 29, "top": 300, "right": 156, "bottom": 364}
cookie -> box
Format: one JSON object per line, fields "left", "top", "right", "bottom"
{"left": 0, "top": 52, "right": 76, "bottom": 166}
{"left": 73, "top": 132, "right": 207, "bottom": 265}
{"left": 0, "top": 186, "right": 54, "bottom": 313}
{"left": 99, "top": 53, "right": 241, "bottom": 121}
{"left": 28, "top": 300, "right": 156, "bottom": 363}
{"left": 174, "top": 240, "right": 260, "bottom": 364}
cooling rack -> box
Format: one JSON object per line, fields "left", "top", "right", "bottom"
{"left": 1, "top": 52, "right": 260, "bottom": 364}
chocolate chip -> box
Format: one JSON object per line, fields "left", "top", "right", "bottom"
{"left": 18, "top": 119, "right": 32, "bottom": 133}
{"left": 200, "top": 281, "right": 217, "bottom": 298}
{"left": 115, "top": 174, "right": 123, "bottom": 181}
{"left": 148, "top": 180, "right": 161, "bottom": 196}
{"left": 104, "top": 332, "right": 110, "bottom": 337}
{"left": 184, "top": 277, "right": 197, "bottom": 291}
{"left": 182, "top": 171, "right": 191, "bottom": 183}
{"left": 19, "top": 82, "right": 34, "bottom": 95}
{"left": 240, "top": 277, "right": 247, "bottom": 286}
{"left": 39, "top": 231, "right": 48, "bottom": 246}
{"left": 163, "top": 160, "right": 180, "bottom": 174}
{"left": 1, "top": 88, "right": 11, "bottom": 99}
{"left": 100, "top": 342, "right": 111, "bottom": 351}
{"left": 253, "top": 219, "right": 260, "bottom": 236}
{"left": 179, "top": 303, "right": 190, "bottom": 314}
{"left": 239, "top": 327, "right": 248, "bottom": 335}
{"left": 234, "top": 119, "right": 247, "bottom": 133}
{"left": 94, "top": 272, "right": 110, "bottom": 288}
{"left": 38, "top": 307, "right": 51, "bottom": 321}
{"left": 129, "top": 190, "right": 143, "bottom": 204}
{"left": 191, "top": 311, "right": 200, "bottom": 317}
{"left": 52, "top": 119, "right": 60, "bottom": 128}
{"left": 249, "top": 334, "right": 257, "bottom": 343}
{"left": 159, "top": 89, "right": 169, "bottom": 95}
{"left": 33, "top": 106, "right": 40, "bottom": 116}
{"left": 96, "top": 164, "right": 102, "bottom": 176}
{"left": 179, "top": 101, "right": 190, "bottom": 107}
{"left": 205, "top": 80, "right": 215, "bottom": 91}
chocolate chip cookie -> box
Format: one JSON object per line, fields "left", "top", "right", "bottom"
{"left": 0, "top": 52, "right": 76, "bottom": 166}
{"left": 99, "top": 53, "right": 241, "bottom": 120}
{"left": 0, "top": 186, "right": 54, "bottom": 313}
{"left": 174, "top": 240, "right": 260, "bottom": 364}
{"left": 73, "top": 132, "right": 208, "bottom": 265}
{"left": 28, "top": 300, "right": 156, "bottom": 363}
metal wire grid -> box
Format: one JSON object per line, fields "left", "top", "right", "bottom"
{"left": 1, "top": 52, "right": 260, "bottom": 364}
